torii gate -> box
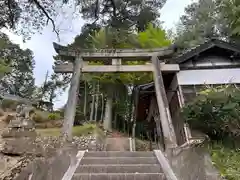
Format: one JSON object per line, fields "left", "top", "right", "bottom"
{"left": 53, "top": 42, "right": 179, "bottom": 149}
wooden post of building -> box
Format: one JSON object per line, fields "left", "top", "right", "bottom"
{"left": 62, "top": 56, "right": 82, "bottom": 140}
{"left": 177, "top": 86, "right": 192, "bottom": 143}
{"left": 151, "top": 54, "right": 177, "bottom": 149}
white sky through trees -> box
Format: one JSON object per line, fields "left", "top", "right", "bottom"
{"left": 2, "top": 0, "right": 195, "bottom": 109}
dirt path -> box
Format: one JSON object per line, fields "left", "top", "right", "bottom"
{"left": 105, "top": 137, "right": 130, "bottom": 151}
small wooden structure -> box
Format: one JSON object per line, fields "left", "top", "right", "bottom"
{"left": 134, "top": 39, "right": 240, "bottom": 147}
{"left": 0, "top": 92, "right": 38, "bottom": 106}
{"left": 53, "top": 43, "right": 180, "bottom": 149}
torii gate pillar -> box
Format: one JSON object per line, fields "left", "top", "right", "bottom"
{"left": 62, "top": 56, "right": 82, "bottom": 140}
{"left": 152, "top": 54, "right": 177, "bottom": 149}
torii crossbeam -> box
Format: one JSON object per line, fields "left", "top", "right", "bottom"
{"left": 53, "top": 42, "right": 179, "bottom": 149}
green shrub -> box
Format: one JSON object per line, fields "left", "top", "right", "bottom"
{"left": 33, "top": 110, "right": 49, "bottom": 123}
{"left": 48, "top": 113, "right": 61, "bottom": 120}
{"left": 37, "top": 123, "right": 97, "bottom": 137}
{"left": 1, "top": 99, "right": 20, "bottom": 110}
{"left": 53, "top": 110, "right": 63, "bottom": 117}
{"left": 182, "top": 85, "right": 240, "bottom": 142}
{"left": 72, "top": 123, "right": 96, "bottom": 136}
{"left": 33, "top": 113, "right": 44, "bottom": 123}
{"left": 33, "top": 113, "right": 46, "bottom": 123}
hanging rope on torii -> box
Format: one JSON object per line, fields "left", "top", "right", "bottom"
{"left": 53, "top": 42, "right": 179, "bottom": 149}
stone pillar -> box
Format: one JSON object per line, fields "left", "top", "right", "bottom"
{"left": 62, "top": 56, "right": 82, "bottom": 140}
{"left": 151, "top": 54, "right": 177, "bottom": 149}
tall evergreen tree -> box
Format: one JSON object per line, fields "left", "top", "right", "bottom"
{"left": 78, "top": 0, "right": 167, "bottom": 31}
{"left": 174, "top": 0, "right": 240, "bottom": 49}
{"left": 217, "top": 0, "right": 240, "bottom": 43}
{"left": 175, "top": 0, "right": 220, "bottom": 49}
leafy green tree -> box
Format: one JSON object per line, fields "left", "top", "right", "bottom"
{"left": 217, "top": 0, "right": 240, "bottom": 43}
{"left": 41, "top": 72, "right": 68, "bottom": 107}
{"left": 0, "top": 33, "right": 35, "bottom": 98}
{"left": 137, "top": 24, "right": 172, "bottom": 48}
{"left": 0, "top": 38, "right": 11, "bottom": 79}
{"left": 1, "top": 0, "right": 168, "bottom": 39}
{"left": 0, "top": 0, "right": 60, "bottom": 39}
{"left": 70, "top": 23, "right": 101, "bottom": 49}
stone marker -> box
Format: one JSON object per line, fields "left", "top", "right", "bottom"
{"left": 2, "top": 104, "right": 36, "bottom": 138}
{"left": 1, "top": 104, "right": 37, "bottom": 155}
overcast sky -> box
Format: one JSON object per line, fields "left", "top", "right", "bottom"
{"left": 2, "top": 0, "right": 195, "bottom": 109}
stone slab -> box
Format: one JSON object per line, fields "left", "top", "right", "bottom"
{"left": 76, "top": 164, "right": 162, "bottom": 173}
{"left": 84, "top": 151, "right": 154, "bottom": 157}
{"left": 72, "top": 173, "right": 166, "bottom": 180}
{"left": 80, "top": 157, "right": 158, "bottom": 165}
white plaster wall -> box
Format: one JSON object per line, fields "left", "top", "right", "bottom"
{"left": 177, "top": 68, "right": 240, "bottom": 85}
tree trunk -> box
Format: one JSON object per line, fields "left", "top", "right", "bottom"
{"left": 103, "top": 96, "right": 113, "bottom": 132}
{"left": 49, "top": 88, "right": 55, "bottom": 112}
{"left": 90, "top": 83, "right": 95, "bottom": 121}
{"left": 83, "top": 81, "right": 87, "bottom": 119}
{"left": 113, "top": 106, "right": 117, "bottom": 129}
{"left": 100, "top": 94, "right": 104, "bottom": 124}
{"left": 94, "top": 82, "right": 100, "bottom": 121}
{"left": 131, "top": 86, "right": 137, "bottom": 151}
{"left": 94, "top": 95, "right": 99, "bottom": 121}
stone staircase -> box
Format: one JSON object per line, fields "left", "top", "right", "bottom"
{"left": 72, "top": 151, "right": 166, "bottom": 180}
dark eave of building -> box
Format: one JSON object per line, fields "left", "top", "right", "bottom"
{"left": 172, "top": 39, "right": 240, "bottom": 64}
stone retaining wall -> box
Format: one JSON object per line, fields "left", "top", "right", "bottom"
{"left": 15, "top": 146, "right": 76, "bottom": 180}
{"left": 5, "top": 134, "right": 105, "bottom": 180}
{"left": 168, "top": 146, "right": 223, "bottom": 180}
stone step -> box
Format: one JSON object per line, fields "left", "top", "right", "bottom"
{"left": 80, "top": 157, "right": 158, "bottom": 165}
{"left": 84, "top": 151, "right": 155, "bottom": 157}
{"left": 76, "top": 164, "right": 163, "bottom": 173}
{"left": 72, "top": 173, "right": 166, "bottom": 180}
